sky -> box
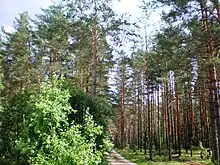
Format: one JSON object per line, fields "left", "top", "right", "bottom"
{"left": 0, "top": 0, "right": 139, "bottom": 28}
{"left": 1, "top": 0, "right": 52, "bottom": 31}
{"left": 0, "top": 0, "right": 161, "bottom": 33}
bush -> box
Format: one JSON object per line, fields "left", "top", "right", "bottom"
{"left": 0, "top": 78, "right": 113, "bottom": 164}
{"left": 62, "top": 81, "right": 112, "bottom": 131}
{"left": 62, "top": 81, "right": 113, "bottom": 150}
{"left": 0, "top": 91, "right": 33, "bottom": 165}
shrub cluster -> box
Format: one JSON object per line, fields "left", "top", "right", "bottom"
{"left": 0, "top": 79, "right": 113, "bottom": 164}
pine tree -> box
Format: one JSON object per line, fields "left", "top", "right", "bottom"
{"left": 1, "top": 12, "right": 31, "bottom": 97}
{"left": 63, "top": 0, "right": 134, "bottom": 97}
{"left": 33, "top": 5, "right": 70, "bottom": 81}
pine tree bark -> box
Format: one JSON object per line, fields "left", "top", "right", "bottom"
{"left": 175, "top": 82, "right": 181, "bottom": 156}
{"left": 157, "top": 85, "right": 161, "bottom": 156}
{"left": 152, "top": 91, "right": 157, "bottom": 152}
{"left": 162, "top": 88, "right": 166, "bottom": 147}
{"left": 166, "top": 79, "right": 171, "bottom": 161}
{"left": 169, "top": 80, "right": 174, "bottom": 148}
{"left": 146, "top": 56, "right": 152, "bottom": 160}
{"left": 184, "top": 84, "right": 188, "bottom": 153}
{"left": 91, "top": 18, "right": 98, "bottom": 96}
{"left": 199, "top": 80, "right": 204, "bottom": 146}
{"left": 201, "top": 1, "right": 220, "bottom": 161}
{"left": 137, "top": 72, "right": 142, "bottom": 151}
{"left": 188, "top": 82, "right": 193, "bottom": 157}
{"left": 120, "top": 68, "right": 125, "bottom": 149}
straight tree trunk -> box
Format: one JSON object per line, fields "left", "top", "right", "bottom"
{"left": 184, "top": 84, "right": 188, "bottom": 153}
{"left": 188, "top": 82, "right": 193, "bottom": 157}
{"left": 157, "top": 85, "right": 161, "bottom": 156}
{"left": 166, "top": 79, "right": 171, "bottom": 161}
{"left": 201, "top": 2, "right": 220, "bottom": 161}
{"left": 203, "top": 81, "right": 210, "bottom": 148}
{"left": 199, "top": 80, "right": 204, "bottom": 146}
{"left": 134, "top": 77, "right": 138, "bottom": 149}
{"left": 153, "top": 91, "right": 157, "bottom": 152}
{"left": 144, "top": 84, "right": 147, "bottom": 155}
{"left": 165, "top": 85, "right": 169, "bottom": 150}
{"left": 146, "top": 56, "right": 152, "bottom": 160}
{"left": 120, "top": 62, "right": 125, "bottom": 149}
{"left": 128, "top": 110, "right": 131, "bottom": 145}
{"left": 173, "top": 84, "right": 177, "bottom": 151}
{"left": 214, "top": 1, "right": 220, "bottom": 159}
{"left": 137, "top": 73, "right": 142, "bottom": 151}
{"left": 169, "top": 80, "right": 174, "bottom": 148}
{"left": 175, "top": 82, "right": 181, "bottom": 156}
{"left": 91, "top": 16, "right": 98, "bottom": 96}
{"left": 162, "top": 88, "right": 166, "bottom": 148}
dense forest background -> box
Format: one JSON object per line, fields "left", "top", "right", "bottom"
{"left": 0, "top": 0, "right": 220, "bottom": 164}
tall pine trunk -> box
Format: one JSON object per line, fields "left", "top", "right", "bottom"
{"left": 91, "top": 16, "right": 98, "bottom": 96}
{"left": 137, "top": 73, "right": 142, "bottom": 151}
{"left": 120, "top": 65, "right": 125, "bottom": 148}
{"left": 166, "top": 79, "right": 171, "bottom": 161}
{"left": 201, "top": 1, "right": 220, "bottom": 161}
{"left": 175, "top": 82, "right": 181, "bottom": 156}
{"left": 146, "top": 55, "right": 152, "bottom": 160}
{"left": 157, "top": 85, "right": 161, "bottom": 156}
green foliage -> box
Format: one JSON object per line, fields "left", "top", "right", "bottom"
{"left": 67, "top": 86, "right": 112, "bottom": 129}
{"left": 0, "top": 78, "right": 113, "bottom": 164}
{"left": 0, "top": 91, "right": 33, "bottom": 164}
{"left": 62, "top": 80, "right": 113, "bottom": 150}
{"left": 0, "top": 35, "right": 3, "bottom": 111}
{"left": 33, "top": 5, "right": 70, "bottom": 79}
{"left": 0, "top": 35, "right": 3, "bottom": 90}
{"left": 1, "top": 12, "right": 31, "bottom": 95}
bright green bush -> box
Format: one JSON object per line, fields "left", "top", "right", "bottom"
{"left": 62, "top": 81, "right": 113, "bottom": 150}
{"left": 0, "top": 79, "right": 113, "bottom": 164}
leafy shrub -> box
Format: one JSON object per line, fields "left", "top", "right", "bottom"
{"left": 19, "top": 79, "right": 112, "bottom": 164}
{"left": 62, "top": 81, "right": 112, "bottom": 131}
{"left": 0, "top": 91, "right": 33, "bottom": 165}
{"left": 0, "top": 79, "right": 113, "bottom": 164}
{"left": 62, "top": 81, "right": 113, "bottom": 150}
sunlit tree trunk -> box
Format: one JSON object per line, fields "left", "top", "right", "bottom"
{"left": 175, "top": 81, "right": 181, "bottom": 156}
{"left": 162, "top": 87, "right": 166, "bottom": 148}
{"left": 169, "top": 80, "right": 174, "bottom": 148}
{"left": 157, "top": 85, "right": 161, "bottom": 156}
{"left": 120, "top": 60, "right": 125, "bottom": 149}
{"left": 166, "top": 79, "right": 171, "bottom": 161}
{"left": 137, "top": 72, "right": 142, "bottom": 151}
{"left": 146, "top": 55, "right": 152, "bottom": 160}
{"left": 188, "top": 82, "right": 193, "bottom": 157}
{"left": 184, "top": 84, "right": 189, "bottom": 153}
{"left": 201, "top": 1, "right": 220, "bottom": 161}
{"left": 91, "top": 17, "right": 98, "bottom": 96}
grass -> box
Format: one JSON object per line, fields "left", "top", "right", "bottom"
{"left": 117, "top": 148, "right": 214, "bottom": 165}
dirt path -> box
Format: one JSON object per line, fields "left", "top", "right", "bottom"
{"left": 106, "top": 150, "right": 137, "bottom": 165}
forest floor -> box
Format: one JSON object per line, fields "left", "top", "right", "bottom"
{"left": 116, "top": 149, "right": 214, "bottom": 165}
{"left": 106, "top": 150, "right": 137, "bottom": 165}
